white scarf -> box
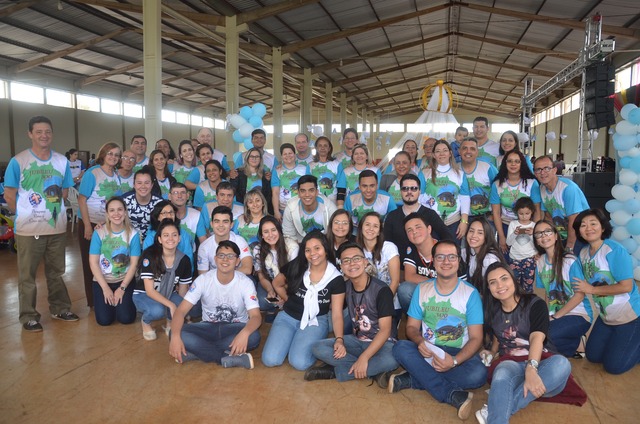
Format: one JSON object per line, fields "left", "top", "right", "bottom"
{"left": 300, "top": 262, "right": 342, "bottom": 330}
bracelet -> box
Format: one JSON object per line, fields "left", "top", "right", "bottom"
{"left": 119, "top": 285, "right": 126, "bottom": 292}
{"left": 460, "top": 219, "right": 469, "bottom": 224}
{"left": 334, "top": 337, "right": 344, "bottom": 343}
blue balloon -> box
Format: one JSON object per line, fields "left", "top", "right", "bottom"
{"left": 243, "top": 138, "right": 253, "bottom": 150}
{"left": 627, "top": 217, "right": 640, "bottom": 236}
{"left": 621, "top": 237, "right": 639, "bottom": 254}
{"left": 613, "top": 133, "right": 637, "bottom": 151}
{"left": 233, "top": 151, "right": 243, "bottom": 164}
{"left": 627, "top": 199, "right": 640, "bottom": 214}
{"left": 232, "top": 129, "right": 243, "bottom": 143}
{"left": 621, "top": 103, "right": 638, "bottom": 120}
{"left": 620, "top": 156, "right": 632, "bottom": 169}
{"left": 249, "top": 116, "right": 263, "bottom": 128}
{"left": 252, "top": 103, "right": 267, "bottom": 118}
{"left": 240, "top": 105, "right": 253, "bottom": 120}
{"left": 631, "top": 156, "right": 640, "bottom": 174}
{"left": 629, "top": 108, "right": 640, "bottom": 125}
{"left": 605, "top": 199, "right": 624, "bottom": 213}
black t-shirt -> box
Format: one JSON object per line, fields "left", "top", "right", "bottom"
{"left": 136, "top": 250, "right": 192, "bottom": 297}
{"left": 346, "top": 276, "right": 394, "bottom": 341}
{"left": 284, "top": 275, "right": 346, "bottom": 321}
{"left": 383, "top": 205, "right": 453, "bottom": 268}
{"left": 491, "top": 295, "right": 549, "bottom": 357}
{"left": 403, "top": 246, "right": 437, "bottom": 279}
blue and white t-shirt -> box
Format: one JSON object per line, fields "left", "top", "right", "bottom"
{"left": 540, "top": 177, "right": 589, "bottom": 240}
{"left": 490, "top": 178, "right": 541, "bottom": 224}
{"left": 193, "top": 180, "right": 218, "bottom": 209}
{"left": 132, "top": 156, "right": 149, "bottom": 174}
{"left": 309, "top": 160, "right": 341, "bottom": 202}
{"left": 579, "top": 239, "right": 640, "bottom": 325}
{"left": 272, "top": 163, "right": 310, "bottom": 210}
{"left": 78, "top": 165, "right": 121, "bottom": 223}
{"left": 464, "top": 161, "right": 498, "bottom": 216}
{"left": 197, "top": 232, "right": 252, "bottom": 272}
{"left": 536, "top": 253, "right": 592, "bottom": 320}
{"left": 171, "top": 163, "right": 195, "bottom": 184}
{"left": 5, "top": 149, "right": 73, "bottom": 236}
{"left": 477, "top": 140, "right": 500, "bottom": 167}
{"left": 89, "top": 227, "right": 141, "bottom": 284}
{"left": 408, "top": 278, "right": 483, "bottom": 348}
{"left": 337, "top": 165, "right": 381, "bottom": 197}
{"left": 344, "top": 190, "right": 397, "bottom": 228}
{"left": 419, "top": 165, "right": 470, "bottom": 225}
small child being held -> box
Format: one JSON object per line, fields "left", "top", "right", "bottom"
{"left": 506, "top": 196, "right": 537, "bottom": 292}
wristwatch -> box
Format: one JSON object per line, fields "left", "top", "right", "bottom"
{"left": 526, "top": 359, "right": 539, "bottom": 371}
{"left": 119, "top": 286, "right": 126, "bottom": 292}
{"left": 452, "top": 356, "right": 458, "bottom": 367}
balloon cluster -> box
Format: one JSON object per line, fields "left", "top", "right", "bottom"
{"left": 228, "top": 103, "right": 267, "bottom": 150}
{"left": 607, "top": 103, "right": 640, "bottom": 280}
{"left": 306, "top": 125, "right": 324, "bottom": 138}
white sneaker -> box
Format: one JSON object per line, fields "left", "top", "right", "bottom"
{"left": 475, "top": 404, "right": 488, "bottom": 424}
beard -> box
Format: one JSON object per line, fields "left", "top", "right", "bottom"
{"left": 403, "top": 197, "right": 418, "bottom": 206}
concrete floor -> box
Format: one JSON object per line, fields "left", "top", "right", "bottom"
{"left": 0, "top": 229, "right": 639, "bottom": 423}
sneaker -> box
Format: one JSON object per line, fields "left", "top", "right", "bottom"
{"left": 51, "top": 312, "right": 79, "bottom": 322}
{"left": 451, "top": 390, "right": 474, "bottom": 420}
{"left": 143, "top": 330, "right": 157, "bottom": 341}
{"left": 304, "top": 364, "right": 336, "bottom": 381}
{"left": 23, "top": 320, "right": 43, "bottom": 332}
{"left": 374, "top": 369, "right": 397, "bottom": 389}
{"left": 221, "top": 352, "right": 254, "bottom": 369}
{"left": 475, "top": 404, "right": 488, "bottom": 424}
{"left": 388, "top": 371, "right": 412, "bottom": 394}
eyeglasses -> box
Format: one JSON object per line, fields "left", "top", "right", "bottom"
{"left": 121, "top": 156, "right": 136, "bottom": 162}
{"left": 341, "top": 255, "right": 364, "bottom": 265}
{"left": 401, "top": 186, "right": 419, "bottom": 192}
{"left": 106, "top": 152, "right": 121, "bottom": 158}
{"left": 434, "top": 254, "right": 459, "bottom": 262}
{"left": 533, "top": 229, "right": 554, "bottom": 239}
{"left": 170, "top": 190, "right": 187, "bottom": 196}
{"left": 216, "top": 253, "right": 238, "bottom": 260}
{"left": 333, "top": 220, "right": 349, "bottom": 226}
{"left": 248, "top": 155, "right": 261, "bottom": 160}
{"left": 534, "top": 166, "right": 554, "bottom": 174}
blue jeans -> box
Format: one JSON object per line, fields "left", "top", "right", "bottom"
{"left": 488, "top": 356, "right": 571, "bottom": 424}
{"left": 92, "top": 282, "right": 136, "bottom": 326}
{"left": 392, "top": 340, "right": 487, "bottom": 404}
{"left": 549, "top": 315, "right": 590, "bottom": 357}
{"left": 328, "top": 307, "right": 352, "bottom": 335}
{"left": 586, "top": 316, "right": 640, "bottom": 375}
{"left": 398, "top": 282, "right": 420, "bottom": 314}
{"left": 253, "top": 275, "right": 277, "bottom": 312}
{"left": 261, "top": 311, "right": 329, "bottom": 370}
{"left": 132, "top": 291, "right": 183, "bottom": 324}
{"left": 176, "top": 321, "right": 260, "bottom": 364}
{"left": 311, "top": 335, "right": 399, "bottom": 381}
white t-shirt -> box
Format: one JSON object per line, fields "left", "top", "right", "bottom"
{"left": 364, "top": 241, "right": 400, "bottom": 309}
{"left": 506, "top": 221, "right": 537, "bottom": 260}
{"left": 184, "top": 270, "right": 259, "bottom": 323}
{"left": 197, "top": 232, "right": 251, "bottom": 272}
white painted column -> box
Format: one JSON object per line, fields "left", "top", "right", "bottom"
{"left": 272, "top": 47, "right": 284, "bottom": 151}
{"left": 225, "top": 15, "right": 240, "bottom": 157}
{"left": 142, "top": 0, "right": 162, "bottom": 149}
{"left": 324, "top": 82, "right": 333, "bottom": 138}
{"left": 300, "top": 68, "right": 312, "bottom": 136}
{"left": 340, "top": 92, "right": 347, "bottom": 134}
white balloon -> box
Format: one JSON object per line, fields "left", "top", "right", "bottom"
{"left": 621, "top": 103, "right": 638, "bottom": 120}
{"left": 546, "top": 131, "right": 557, "bottom": 141}
{"left": 620, "top": 169, "right": 639, "bottom": 186}
{"left": 238, "top": 122, "right": 254, "bottom": 138}
{"left": 613, "top": 225, "right": 631, "bottom": 240}
{"left": 611, "top": 210, "right": 632, "bottom": 226}
{"left": 627, "top": 147, "right": 640, "bottom": 157}
{"left": 634, "top": 267, "right": 640, "bottom": 281}
{"left": 616, "top": 120, "right": 638, "bottom": 136}
{"left": 612, "top": 184, "right": 637, "bottom": 202}
{"left": 634, "top": 247, "right": 640, "bottom": 261}
{"left": 312, "top": 125, "right": 323, "bottom": 137}
{"left": 229, "top": 114, "right": 247, "bottom": 129}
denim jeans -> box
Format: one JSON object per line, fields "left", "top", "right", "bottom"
{"left": 549, "top": 315, "right": 590, "bottom": 357}
{"left": 132, "top": 291, "right": 184, "bottom": 324}
{"left": 392, "top": 340, "right": 487, "bottom": 404}
{"left": 311, "top": 335, "right": 399, "bottom": 381}
{"left": 176, "top": 321, "right": 260, "bottom": 364}
{"left": 586, "top": 316, "right": 640, "bottom": 375}
{"left": 397, "top": 282, "right": 419, "bottom": 314}
{"left": 488, "top": 356, "right": 571, "bottom": 424}
{"left": 328, "top": 307, "right": 352, "bottom": 335}
{"left": 261, "top": 311, "right": 329, "bottom": 370}
{"left": 92, "top": 282, "right": 136, "bottom": 326}
{"left": 253, "top": 275, "right": 277, "bottom": 312}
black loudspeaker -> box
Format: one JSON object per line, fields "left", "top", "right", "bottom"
{"left": 585, "top": 63, "right": 615, "bottom": 130}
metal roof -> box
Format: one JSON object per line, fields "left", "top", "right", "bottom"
{"left": 0, "top": 0, "right": 638, "bottom": 119}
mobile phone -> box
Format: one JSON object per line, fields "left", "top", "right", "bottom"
{"left": 265, "top": 296, "right": 279, "bottom": 303}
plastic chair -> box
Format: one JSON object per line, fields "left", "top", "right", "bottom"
{"left": 67, "top": 187, "right": 79, "bottom": 232}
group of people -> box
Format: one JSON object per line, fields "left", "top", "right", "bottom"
{"left": 4, "top": 115, "right": 639, "bottom": 424}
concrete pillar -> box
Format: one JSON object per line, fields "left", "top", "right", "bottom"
{"left": 142, "top": 0, "right": 162, "bottom": 149}
{"left": 225, "top": 15, "right": 240, "bottom": 156}
{"left": 272, "top": 47, "right": 284, "bottom": 151}
{"left": 340, "top": 92, "right": 347, "bottom": 133}
{"left": 300, "top": 68, "right": 312, "bottom": 136}
{"left": 351, "top": 100, "right": 358, "bottom": 131}
{"left": 324, "top": 82, "right": 333, "bottom": 138}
